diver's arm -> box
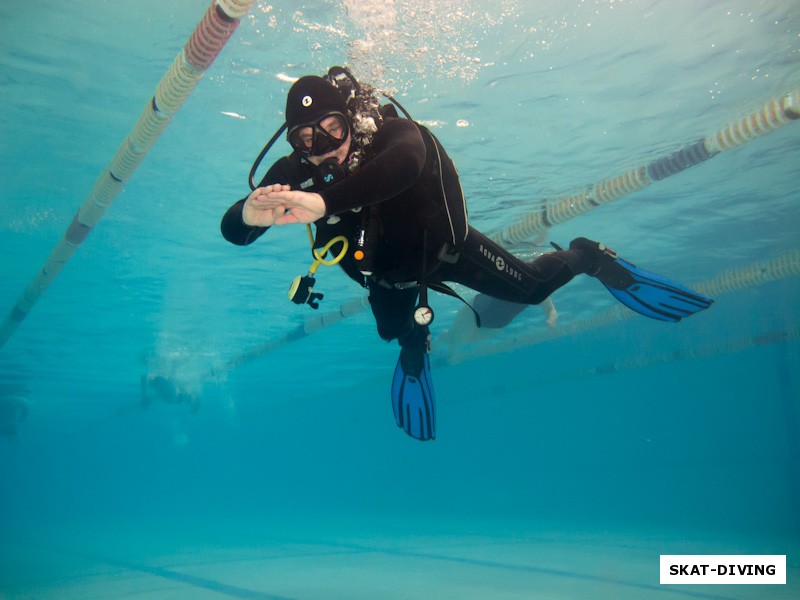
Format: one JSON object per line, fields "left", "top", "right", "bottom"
{"left": 221, "top": 184, "right": 291, "bottom": 244}
{"left": 246, "top": 119, "right": 426, "bottom": 225}
{"left": 320, "top": 118, "right": 426, "bottom": 215}
{"left": 220, "top": 158, "right": 296, "bottom": 245}
{"left": 262, "top": 191, "right": 326, "bottom": 225}
{"left": 221, "top": 198, "right": 266, "bottom": 246}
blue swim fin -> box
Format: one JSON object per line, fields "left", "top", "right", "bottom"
{"left": 391, "top": 332, "right": 436, "bottom": 441}
{"left": 570, "top": 238, "right": 713, "bottom": 322}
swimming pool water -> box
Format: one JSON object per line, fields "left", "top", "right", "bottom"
{"left": 1, "top": 0, "right": 798, "bottom": 597}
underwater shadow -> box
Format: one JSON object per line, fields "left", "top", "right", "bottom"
{"left": 51, "top": 548, "right": 298, "bottom": 600}
{"left": 110, "top": 559, "right": 297, "bottom": 600}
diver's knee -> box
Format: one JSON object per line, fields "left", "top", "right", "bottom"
{"left": 376, "top": 320, "right": 413, "bottom": 342}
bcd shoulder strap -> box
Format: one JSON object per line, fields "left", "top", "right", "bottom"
{"left": 416, "top": 124, "right": 469, "bottom": 254}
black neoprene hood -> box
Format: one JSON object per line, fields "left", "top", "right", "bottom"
{"left": 285, "top": 76, "right": 348, "bottom": 129}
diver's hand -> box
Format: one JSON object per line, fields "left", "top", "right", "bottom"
{"left": 242, "top": 184, "right": 291, "bottom": 227}
{"left": 260, "top": 190, "right": 327, "bottom": 225}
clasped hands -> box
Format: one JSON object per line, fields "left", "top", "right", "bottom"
{"left": 242, "top": 184, "right": 326, "bottom": 227}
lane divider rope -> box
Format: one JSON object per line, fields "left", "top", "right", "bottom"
{"left": 493, "top": 90, "right": 800, "bottom": 245}
{"left": 443, "top": 249, "right": 800, "bottom": 365}
{"left": 0, "top": 0, "right": 255, "bottom": 349}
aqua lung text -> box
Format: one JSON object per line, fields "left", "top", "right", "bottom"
{"left": 478, "top": 244, "right": 522, "bottom": 281}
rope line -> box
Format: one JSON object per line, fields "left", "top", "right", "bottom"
{"left": 0, "top": 0, "right": 255, "bottom": 349}
{"left": 518, "top": 326, "right": 800, "bottom": 388}
{"left": 494, "top": 90, "right": 800, "bottom": 245}
{"left": 214, "top": 250, "right": 800, "bottom": 375}
{"left": 444, "top": 249, "right": 800, "bottom": 365}
{"left": 222, "top": 296, "right": 371, "bottom": 370}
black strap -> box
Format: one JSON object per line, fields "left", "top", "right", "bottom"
{"left": 428, "top": 281, "right": 482, "bottom": 328}
{"left": 418, "top": 228, "right": 481, "bottom": 328}
{"left": 418, "top": 229, "right": 431, "bottom": 309}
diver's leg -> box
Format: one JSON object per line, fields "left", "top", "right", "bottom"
{"left": 367, "top": 279, "right": 436, "bottom": 441}
{"left": 366, "top": 279, "right": 420, "bottom": 343}
{"left": 437, "top": 227, "right": 590, "bottom": 305}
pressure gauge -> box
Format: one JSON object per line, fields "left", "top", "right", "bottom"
{"left": 413, "top": 305, "right": 434, "bottom": 326}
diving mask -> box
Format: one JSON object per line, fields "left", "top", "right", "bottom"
{"left": 287, "top": 112, "right": 350, "bottom": 157}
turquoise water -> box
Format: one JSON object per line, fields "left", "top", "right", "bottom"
{"left": 1, "top": 0, "right": 799, "bottom": 597}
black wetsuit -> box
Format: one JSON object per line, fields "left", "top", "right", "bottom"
{"left": 221, "top": 115, "right": 589, "bottom": 344}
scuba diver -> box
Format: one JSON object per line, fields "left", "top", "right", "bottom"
{"left": 141, "top": 374, "right": 200, "bottom": 414}
{"left": 221, "top": 67, "right": 712, "bottom": 442}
